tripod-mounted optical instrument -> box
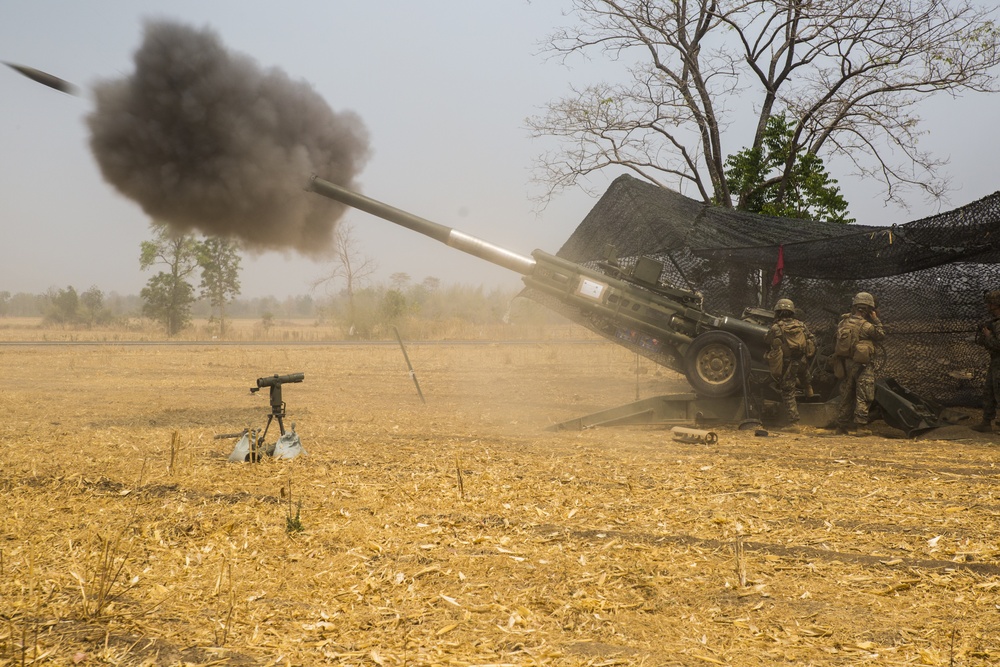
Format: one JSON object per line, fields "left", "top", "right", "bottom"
{"left": 216, "top": 373, "right": 306, "bottom": 462}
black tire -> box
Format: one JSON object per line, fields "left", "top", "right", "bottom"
{"left": 684, "top": 330, "right": 748, "bottom": 398}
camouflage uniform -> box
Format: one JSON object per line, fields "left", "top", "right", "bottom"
{"left": 764, "top": 301, "right": 816, "bottom": 425}
{"left": 836, "top": 295, "right": 886, "bottom": 430}
{"left": 973, "top": 291, "right": 1000, "bottom": 431}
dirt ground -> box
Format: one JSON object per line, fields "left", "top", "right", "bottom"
{"left": 1, "top": 340, "right": 999, "bottom": 666}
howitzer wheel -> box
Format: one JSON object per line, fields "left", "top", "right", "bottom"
{"left": 685, "top": 330, "right": 747, "bottom": 398}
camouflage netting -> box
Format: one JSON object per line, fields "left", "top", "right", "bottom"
{"left": 524, "top": 174, "right": 1000, "bottom": 407}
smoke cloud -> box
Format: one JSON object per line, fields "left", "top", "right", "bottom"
{"left": 87, "top": 19, "right": 369, "bottom": 256}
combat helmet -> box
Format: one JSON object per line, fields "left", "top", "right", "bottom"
{"left": 852, "top": 292, "right": 876, "bottom": 308}
{"left": 774, "top": 298, "right": 795, "bottom": 314}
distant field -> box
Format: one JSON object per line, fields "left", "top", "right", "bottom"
{"left": 0, "top": 317, "right": 589, "bottom": 343}
{"left": 2, "top": 340, "right": 998, "bottom": 665}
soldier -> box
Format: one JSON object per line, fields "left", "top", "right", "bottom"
{"left": 833, "top": 292, "right": 885, "bottom": 436}
{"left": 971, "top": 290, "right": 1000, "bottom": 433}
{"left": 764, "top": 298, "right": 816, "bottom": 430}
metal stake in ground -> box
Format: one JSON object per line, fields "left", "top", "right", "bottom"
{"left": 393, "top": 326, "right": 425, "bottom": 404}
{"left": 737, "top": 342, "right": 762, "bottom": 430}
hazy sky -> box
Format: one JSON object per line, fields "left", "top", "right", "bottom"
{"left": 3, "top": 1, "right": 999, "bottom": 300}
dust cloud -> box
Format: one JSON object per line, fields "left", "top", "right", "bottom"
{"left": 86, "top": 19, "right": 369, "bottom": 256}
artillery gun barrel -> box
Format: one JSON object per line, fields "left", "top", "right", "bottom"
{"left": 308, "top": 176, "right": 536, "bottom": 276}
{"left": 307, "top": 174, "right": 770, "bottom": 398}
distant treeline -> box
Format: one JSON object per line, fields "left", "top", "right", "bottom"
{"left": 0, "top": 279, "right": 560, "bottom": 336}
{"left": 0, "top": 288, "right": 308, "bottom": 320}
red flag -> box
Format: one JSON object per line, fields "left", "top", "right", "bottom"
{"left": 771, "top": 244, "right": 785, "bottom": 287}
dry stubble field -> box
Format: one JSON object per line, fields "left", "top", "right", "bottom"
{"left": 2, "top": 339, "right": 999, "bottom": 666}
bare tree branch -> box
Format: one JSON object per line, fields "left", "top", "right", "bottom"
{"left": 312, "top": 222, "right": 377, "bottom": 326}
{"left": 531, "top": 0, "right": 1000, "bottom": 210}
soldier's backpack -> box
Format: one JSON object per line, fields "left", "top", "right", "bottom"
{"left": 834, "top": 315, "right": 860, "bottom": 357}
{"left": 834, "top": 314, "right": 873, "bottom": 362}
{"left": 777, "top": 319, "right": 809, "bottom": 358}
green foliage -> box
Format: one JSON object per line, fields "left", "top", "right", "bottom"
{"left": 315, "top": 279, "right": 560, "bottom": 339}
{"left": 725, "top": 115, "right": 853, "bottom": 223}
{"left": 79, "top": 286, "right": 113, "bottom": 326}
{"left": 284, "top": 478, "right": 304, "bottom": 534}
{"left": 325, "top": 286, "right": 386, "bottom": 338}
{"left": 139, "top": 224, "right": 202, "bottom": 336}
{"left": 198, "top": 237, "right": 242, "bottom": 334}
{"left": 43, "top": 285, "right": 113, "bottom": 327}
{"left": 0, "top": 292, "right": 69, "bottom": 317}
{"left": 380, "top": 289, "right": 408, "bottom": 322}
{"left": 285, "top": 500, "right": 304, "bottom": 534}
{"left": 141, "top": 273, "right": 195, "bottom": 335}
{"left": 139, "top": 228, "right": 242, "bottom": 335}
{"left": 44, "top": 286, "right": 79, "bottom": 325}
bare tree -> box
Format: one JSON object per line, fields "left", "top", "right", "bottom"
{"left": 312, "top": 221, "right": 378, "bottom": 328}
{"left": 529, "top": 0, "right": 1000, "bottom": 209}
{"left": 389, "top": 272, "right": 411, "bottom": 291}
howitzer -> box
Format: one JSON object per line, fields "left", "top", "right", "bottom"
{"left": 308, "top": 176, "right": 769, "bottom": 397}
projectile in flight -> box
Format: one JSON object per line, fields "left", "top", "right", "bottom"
{"left": 4, "top": 62, "right": 79, "bottom": 95}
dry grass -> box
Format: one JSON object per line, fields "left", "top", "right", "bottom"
{"left": 1, "top": 338, "right": 999, "bottom": 666}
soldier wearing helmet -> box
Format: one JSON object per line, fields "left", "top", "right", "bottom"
{"left": 853, "top": 292, "right": 876, "bottom": 308}
{"left": 971, "top": 290, "right": 1000, "bottom": 433}
{"left": 764, "top": 297, "right": 816, "bottom": 431}
{"left": 774, "top": 298, "right": 795, "bottom": 313}
{"left": 832, "top": 292, "right": 885, "bottom": 435}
